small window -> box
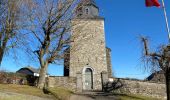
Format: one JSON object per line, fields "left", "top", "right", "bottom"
{"left": 85, "top": 8, "right": 89, "bottom": 15}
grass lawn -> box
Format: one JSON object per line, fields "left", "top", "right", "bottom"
{"left": 0, "top": 84, "right": 73, "bottom": 100}
{"left": 0, "top": 84, "right": 163, "bottom": 100}
{"left": 0, "top": 84, "right": 54, "bottom": 99}
{"left": 47, "top": 87, "right": 73, "bottom": 100}
{"left": 0, "top": 92, "right": 43, "bottom": 100}
{"left": 114, "top": 93, "right": 162, "bottom": 100}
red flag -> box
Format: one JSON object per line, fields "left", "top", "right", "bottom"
{"left": 145, "top": 0, "right": 161, "bottom": 7}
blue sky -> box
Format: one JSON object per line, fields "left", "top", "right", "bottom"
{"left": 98, "top": 0, "right": 170, "bottom": 79}
{"left": 1, "top": 0, "right": 170, "bottom": 80}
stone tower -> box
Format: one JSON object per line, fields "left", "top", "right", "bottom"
{"left": 64, "top": 0, "right": 112, "bottom": 91}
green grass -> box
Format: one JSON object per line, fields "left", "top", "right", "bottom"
{"left": 0, "top": 94, "right": 33, "bottom": 100}
{"left": 114, "top": 93, "right": 162, "bottom": 100}
{"left": 0, "top": 84, "right": 162, "bottom": 100}
{"left": 47, "top": 87, "right": 73, "bottom": 100}
{"left": 0, "top": 84, "right": 74, "bottom": 100}
{"left": 0, "top": 84, "right": 54, "bottom": 99}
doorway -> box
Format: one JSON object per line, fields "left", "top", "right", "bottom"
{"left": 84, "top": 68, "right": 93, "bottom": 90}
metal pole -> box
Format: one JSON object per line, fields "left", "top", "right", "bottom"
{"left": 161, "top": 1, "right": 170, "bottom": 99}
{"left": 162, "top": 0, "right": 170, "bottom": 43}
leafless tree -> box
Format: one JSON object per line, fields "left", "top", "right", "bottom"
{"left": 0, "top": 0, "right": 28, "bottom": 65}
{"left": 141, "top": 37, "right": 170, "bottom": 100}
{"left": 24, "top": 0, "right": 80, "bottom": 89}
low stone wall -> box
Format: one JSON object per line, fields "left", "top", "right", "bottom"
{"left": 113, "top": 79, "right": 166, "bottom": 99}
{"left": 0, "top": 72, "right": 27, "bottom": 85}
{"left": 47, "top": 76, "right": 77, "bottom": 91}
{"left": 47, "top": 76, "right": 166, "bottom": 99}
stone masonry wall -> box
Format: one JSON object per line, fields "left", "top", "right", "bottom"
{"left": 70, "top": 18, "right": 108, "bottom": 90}
{"left": 47, "top": 76, "right": 76, "bottom": 91}
{"left": 114, "top": 79, "right": 166, "bottom": 99}
{"left": 106, "top": 47, "right": 112, "bottom": 78}
{"left": 70, "top": 18, "right": 108, "bottom": 77}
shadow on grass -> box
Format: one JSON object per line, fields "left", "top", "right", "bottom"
{"left": 81, "top": 92, "right": 146, "bottom": 100}
{"left": 46, "top": 87, "right": 74, "bottom": 100}
{"left": 113, "top": 93, "right": 146, "bottom": 100}
{"left": 103, "top": 78, "right": 124, "bottom": 93}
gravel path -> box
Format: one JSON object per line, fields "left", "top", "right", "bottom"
{"left": 0, "top": 91, "right": 54, "bottom": 100}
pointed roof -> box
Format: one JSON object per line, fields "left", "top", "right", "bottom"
{"left": 80, "top": 0, "right": 98, "bottom": 8}
{"left": 82, "top": 0, "right": 96, "bottom": 4}
{"left": 17, "top": 66, "right": 39, "bottom": 74}
{"left": 25, "top": 67, "right": 39, "bottom": 73}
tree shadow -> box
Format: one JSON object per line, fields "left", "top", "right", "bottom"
{"left": 103, "top": 78, "right": 124, "bottom": 92}
{"left": 113, "top": 93, "right": 146, "bottom": 100}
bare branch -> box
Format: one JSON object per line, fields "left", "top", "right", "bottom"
{"left": 141, "top": 36, "right": 161, "bottom": 57}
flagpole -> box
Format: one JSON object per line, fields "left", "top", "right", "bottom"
{"left": 161, "top": 0, "right": 170, "bottom": 43}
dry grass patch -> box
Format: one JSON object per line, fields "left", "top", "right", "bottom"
{"left": 0, "top": 84, "right": 53, "bottom": 99}
{"left": 114, "top": 93, "right": 162, "bottom": 100}
{"left": 48, "top": 87, "right": 73, "bottom": 100}
{"left": 0, "top": 94, "right": 34, "bottom": 100}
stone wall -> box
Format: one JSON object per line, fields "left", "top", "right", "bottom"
{"left": 47, "top": 76, "right": 77, "bottom": 91}
{"left": 0, "top": 72, "right": 28, "bottom": 85}
{"left": 113, "top": 79, "right": 166, "bottom": 99}
{"left": 70, "top": 18, "right": 108, "bottom": 90}
{"left": 106, "top": 47, "right": 112, "bottom": 78}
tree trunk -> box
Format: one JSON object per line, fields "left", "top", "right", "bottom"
{"left": 0, "top": 48, "right": 4, "bottom": 65}
{"left": 165, "top": 69, "right": 170, "bottom": 100}
{"left": 37, "top": 62, "right": 48, "bottom": 89}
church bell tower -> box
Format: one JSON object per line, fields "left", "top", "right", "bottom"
{"left": 64, "top": 0, "right": 112, "bottom": 91}
{"left": 75, "top": 0, "right": 99, "bottom": 18}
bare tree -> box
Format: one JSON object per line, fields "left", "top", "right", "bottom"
{"left": 25, "top": 0, "right": 79, "bottom": 89}
{"left": 141, "top": 37, "right": 170, "bottom": 100}
{"left": 0, "top": 0, "right": 26, "bottom": 65}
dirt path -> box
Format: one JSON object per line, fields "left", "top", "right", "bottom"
{"left": 0, "top": 91, "right": 54, "bottom": 100}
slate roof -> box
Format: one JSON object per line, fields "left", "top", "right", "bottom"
{"left": 16, "top": 66, "right": 39, "bottom": 76}
{"left": 79, "top": 0, "right": 98, "bottom": 9}
{"left": 146, "top": 70, "right": 165, "bottom": 83}
{"left": 81, "top": 0, "right": 96, "bottom": 5}
{"left": 25, "top": 67, "right": 39, "bottom": 73}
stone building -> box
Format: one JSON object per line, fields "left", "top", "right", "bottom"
{"left": 146, "top": 70, "right": 165, "bottom": 83}
{"left": 63, "top": 0, "right": 112, "bottom": 91}
{"left": 48, "top": 1, "right": 166, "bottom": 97}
